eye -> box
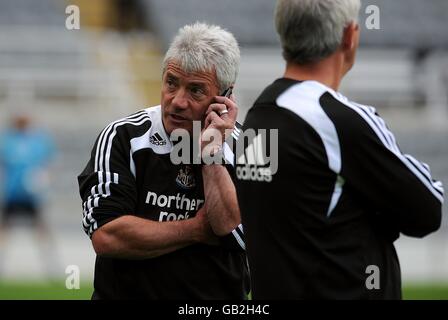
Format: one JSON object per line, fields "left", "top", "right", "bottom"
{"left": 166, "top": 77, "right": 177, "bottom": 89}
{"left": 190, "top": 86, "right": 205, "bottom": 96}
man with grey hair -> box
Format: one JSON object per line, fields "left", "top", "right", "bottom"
{"left": 235, "top": 0, "right": 443, "bottom": 299}
{"left": 78, "top": 22, "right": 249, "bottom": 299}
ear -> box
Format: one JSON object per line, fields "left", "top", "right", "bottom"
{"left": 342, "top": 22, "right": 359, "bottom": 52}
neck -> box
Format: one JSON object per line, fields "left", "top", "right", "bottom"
{"left": 283, "top": 54, "right": 345, "bottom": 91}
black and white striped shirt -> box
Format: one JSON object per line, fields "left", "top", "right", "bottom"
{"left": 235, "top": 78, "right": 443, "bottom": 299}
{"left": 78, "top": 105, "right": 248, "bottom": 299}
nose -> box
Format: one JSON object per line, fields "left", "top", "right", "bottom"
{"left": 171, "top": 88, "right": 189, "bottom": 110}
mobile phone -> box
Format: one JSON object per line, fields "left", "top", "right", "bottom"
{"left": 220, "top": 87, "right": 242, "bottom": 146}
{"left": 220, "top": 87, "right": 233, "bottom": 98}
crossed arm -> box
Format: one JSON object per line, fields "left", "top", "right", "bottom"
{"left": 91, "top": 208, "right": 217, "bottom": 260}
{"left": 92, "top": 165, "right": 241, "bottom": 260}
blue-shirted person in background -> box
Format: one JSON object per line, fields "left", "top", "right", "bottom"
{"left": 0, "top": 115, "right": 58, "bottom": 278}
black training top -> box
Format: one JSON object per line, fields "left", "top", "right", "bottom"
{"left": 78, "top": 105, "right": 248, "bottom": 299}
{"left": 235, "top": 78, "right": 443, "bottom": 299}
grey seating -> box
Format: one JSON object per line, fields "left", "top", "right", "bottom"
{"left": 142, "top": 0, "right": 448, "bottom": 50}
{"left": 0, "top": 0, "right": 64, "bottom": 26}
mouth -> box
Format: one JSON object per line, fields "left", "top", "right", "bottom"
{"left": 169, "top": 113, "right": 190, "bottom": 123}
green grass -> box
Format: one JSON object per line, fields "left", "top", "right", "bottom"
{"left": 402, "top": 284, "right": 448, "bottom": 300}
{"left": 0, "top": 281, "right": 447, "bottom": 300}
{"left": 0, "top": 280, "right": 94, "bottom": 300}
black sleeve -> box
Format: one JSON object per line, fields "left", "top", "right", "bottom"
{"left": 77, "top": 123, "right": 138, "bottom": 238}
{"left": 219, "top": 224, "right": 246, "bottom": 252}
{"left": 218, "top": 122, "right": 246, "bottom": 251}
{"left": 333, "top": 101, "right": 444, "bottom": 238}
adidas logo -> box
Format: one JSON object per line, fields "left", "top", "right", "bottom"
{"left": 150, "top": 132, "right": 167, "bottom": 146}
{"left": 237, "top": 133, "right": 268, "bottom": 166}
{"left": 236, "top": 133, "right": 273, "bottom": 183}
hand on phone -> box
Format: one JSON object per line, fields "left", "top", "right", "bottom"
{"left": 204, "top": 87, "right": 237, "bottom": 130}
{"left": 201, "top": 87, "right": 238, "bottom": 158}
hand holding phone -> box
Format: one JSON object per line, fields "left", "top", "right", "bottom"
{"left": 216, "top": 87, "right": 233, "bottom": 116}
{"left": 205, "top": 87, "right": 234, "bottom": 118}
{"left": 200, "top": 87, "right": 237, "bottom": 158}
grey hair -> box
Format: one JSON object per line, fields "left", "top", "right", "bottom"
{"left": 275, "top": 0, "right": 361, "bottom": 65}
{"left": 162, "top": 22, "right": 240, "bottom": 92}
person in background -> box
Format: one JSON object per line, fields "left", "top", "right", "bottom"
{"left": 235, "top": 0, "right": 443, "bottom": 299}
{"left": 0, "top": 115, "right": 57, "bottom": 278}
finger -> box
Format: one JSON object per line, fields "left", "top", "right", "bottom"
{"left": 214, "top": 95, "right": 234, "bottom": 106}
{"left": 207, "top": 111, "right": 226, "bottom": 128}
{"left": 201, "top": 119, "right": 226, "bottom": 152}
{"left": 214, "top": 96, "right": 237, "bottom": 121}
{"left": 204, "top": 112, "right": 213, "bottom": 129}
{"left": 204, "top": 111, "right": 226, "bottom": 130}
{"left": 206, "top": 103, "right": 227, "bottom": 117}
{"left": 205, "top": 105, "right": 232, "bottom": 126}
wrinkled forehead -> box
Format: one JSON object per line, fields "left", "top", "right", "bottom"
{"left": 164, "top": 61, "right": 218, "bottom": 85}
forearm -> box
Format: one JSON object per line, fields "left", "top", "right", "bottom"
{"left": 92, "top": 215, "right": 200, "bottom": 260}
{"left": 202, "top": 164, "right": 241, "bottom": 236}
